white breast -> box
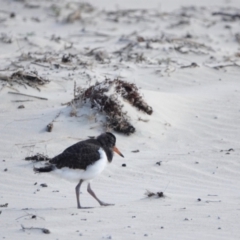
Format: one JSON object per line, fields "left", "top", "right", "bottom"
{"left": 53, "top": 148, "right": 109, "bottom": 182}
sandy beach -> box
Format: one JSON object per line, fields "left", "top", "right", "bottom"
{"left": 0, "top": 0, "right": 240, "bottom": 239}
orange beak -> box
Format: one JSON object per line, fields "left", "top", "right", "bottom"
{"left": 113, "top": 146, "right": 124, "bottom": 158}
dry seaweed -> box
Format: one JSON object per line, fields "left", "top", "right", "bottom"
{"left": 145, "top": 190, "right": 165, "bottom": 198}
{"left": 0, "top": 70, "right": 50, "bottom": 90}
{"left": 72, "top": 78, "right": 153, "bottom": 135}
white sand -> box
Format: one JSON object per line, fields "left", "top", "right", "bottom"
{"left": 0, "top": 0, "right": 240, "bottom": 239}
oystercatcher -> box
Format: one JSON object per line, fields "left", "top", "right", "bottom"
{"left": 34, "top": 132, "right": 124, "bottom": 208}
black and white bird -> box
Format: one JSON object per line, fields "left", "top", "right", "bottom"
{"left": 34, "top": 132, "right": 124, "bottom": 209}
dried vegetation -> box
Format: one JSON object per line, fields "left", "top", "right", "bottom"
{"left": 71, "top": 79, "right": 153, "bottom": 135}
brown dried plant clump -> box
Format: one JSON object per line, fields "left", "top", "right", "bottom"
{"left": 0, "top": 70, "right": 50, "bottom": 90}
{"left": 72, "top": 78, "right": 153, "bottom": 135}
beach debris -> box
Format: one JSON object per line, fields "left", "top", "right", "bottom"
{"left": 46, "top": 111, "right": 61, "bottom": 132}
{"left": 212, "top": 12, "right": 240, "bottom": 21}
{"left": 16, "top": 211, "right": 45, "bottom": 221}
{"left": 18, "top": 105, "right": 25, "bottom": 109}
{"left": 46, "top": 123, "right": 53, "bottom": 132}
{"left": 62, "top": 54, "right": 73, "bottom": 63}
{"left": 25, "top": 153, "right": 50, "bottom": 162}
{"left": 180, "top": 62, "right": 199, "bottom": 68}
{"left": 132, "top": 150, "right": 140, "bottom": 153}
{"left": 145, "top": 190, "right": 165, "bottom": 198}
{"left": 71, "top": 78, "right": 153, "bottom": 135}
{"left": 0, "top": 70, "right": 49, "bottom": 90}
{"left": 0, "top": 203, "right": 8, "bottom": 208}
{"left": 21, "top": 224, "right": 50, "bottom": 234}
{"left": 40, "top": 183, "right": 48, "bottom": 188}
{"left": 138, "top": 117, "right": 149, "bottom": 122}
{"left": 8, "top": 91, "right": 48, "bottom": 100}
{"left": 66, "top": 9, "right": 81, "bottom": 23}
{"left": 65, "top": 3, "right": 94, "bottom": 23}
{"left": 220, "top": 148, "right": 234, "bottom": 152}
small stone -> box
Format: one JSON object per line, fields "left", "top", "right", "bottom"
{"left": 122, "top": 164, "right": 126, "bottom": 167}
{"left": 132, "top": 150, "right": 139, "bottom": 153}
{"left": 10, "top": 12, "right": 15, "bottom": 18}
{"left": 4, "top": 168, "right": 7, "bottom": 172}
{"left": 197, "top": 198, "right": 201, "bottom": 201}
{"left": 40, "top": 183, "right": 48, "bottom": 187}
{"left": 46, "top": 123, "right": 53, "bottom": 132}
{"left": 18, "top": 105, "right": 25, "bottom": 109}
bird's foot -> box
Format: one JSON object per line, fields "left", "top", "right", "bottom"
{"left": 99, "top": 202, "right": 114, "bottom": 207}
{"left": 77, "top": 206, "right": 93, "bottom": 209}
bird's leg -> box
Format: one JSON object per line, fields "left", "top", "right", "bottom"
{"left": 75, "top": 179, "right": 84, "bottom": 209}
{"left": 87, "top": 183, "right": 114, "bottom": 207}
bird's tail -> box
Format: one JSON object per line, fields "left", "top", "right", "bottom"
{"left": 34, "top": 165, "right": 54, "bottom": 173}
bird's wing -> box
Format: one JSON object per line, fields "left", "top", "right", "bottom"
{"left": 50, "top": 142, "right": 101, "bottom": 170}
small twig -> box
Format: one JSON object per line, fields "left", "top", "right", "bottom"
{"left": 16, "top": 38, "right": 24, "bottom": 53}
{"left": 21, "top": 224, "right": 50, "bottom": 234}
{"left": 8, "top": 91, "right": 48, "bottom": 100}
{"left": 16, "top": 211, "right": 45, "bottom": 221}
{"left": 204, "top": 62, "right": 240, "bottom": 70}
{"left": 31, "top": 62, "right": 49, "bottom": 68}
{"left": 12, "top": 100, "right": 33, "bottom": 102}
{"left": 180, "top": 62, "right": 198, "bottom": 69}
{"left": 212, "top": 12, "right": 240, "bottom": 20}
{"left": 132, "top": 149, "right": 140, "bottom": 153}
{"left": 138, "top": 117, "right": 149, "bottom": 122}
